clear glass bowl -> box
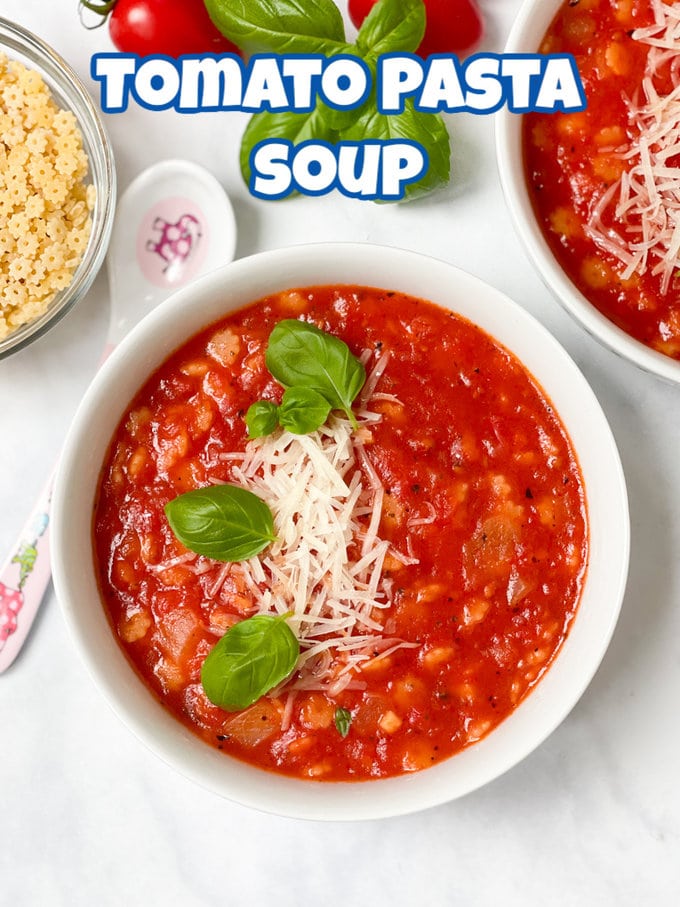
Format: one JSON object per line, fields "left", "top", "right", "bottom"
{"left": 0, "top": 16, "right": 116, "bottom": 359}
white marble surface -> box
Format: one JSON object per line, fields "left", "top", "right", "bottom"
{"left": 2, "top": 0, "right": 680, "bottom": 903}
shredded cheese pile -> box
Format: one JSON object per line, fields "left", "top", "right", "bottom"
{"left": 586, "top": 0, "right": 680, "bottom": 292}
{"left": 205, "top": 352, "right": 417, "bottom": 699}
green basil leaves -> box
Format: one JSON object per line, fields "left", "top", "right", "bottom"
{"left": 240, "top": 107, "right": 335, "bottom": 188}
{"left": 279, "top": 386, "right": 333, "bottom": 434}
{"left": 342, "top": 100, "right": 451, "bottom": 202}
{"left": 246, "top": 319, "right": 366, "bottom": 438}
{"left": 204, "top": 0, "right": 349, "bottom": 56}
{"left": 356, "top": 0, "right": 426, "bottom": 59}
{"left": 164, "top": 319, "right": 370, "bottom": 713}
{"left": 201, "top": 614, "right": 299, "bottom": 711}
{"left": 164, "top": 482, "right": 289, "bottom": 711}
{"left": 245, "top": 399, "right": 279, "bottom": 439}
{"left": 206, "top": 0, "right": 450, "bottom": 201}
{"left": 165, "top": 485, "right": 276, "bottom": 562}
{"left": 334, "top": 706, "right": 352, "bottom": 738}
{"left": 267, "top": 320, "right": 366, "bottom": 425}
{"left": 245, "top": 384, "right": 334, "bottom": 437}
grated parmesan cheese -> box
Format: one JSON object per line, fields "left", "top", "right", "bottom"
{"left": 203, "top": 353, "right": 418, "bottom": 692}
{"left": 586, "top": 0, "right": 680, "bottom": 292}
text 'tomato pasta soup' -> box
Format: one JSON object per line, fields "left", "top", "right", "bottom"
{"left": 93, "top": 285, "right": 588, "bottom": 782}
{"left": 523, "top": 0, "right": 680, "bottom": 360}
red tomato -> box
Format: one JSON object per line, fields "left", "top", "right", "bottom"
{"left": 348, "top": 0, "right": 483, "bottom": 57}
{"left": 104, "top": 0, "right": 239, "bottom": 57}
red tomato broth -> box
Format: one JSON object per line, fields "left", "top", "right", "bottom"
{"left": 523, "top": 0, "right": 680, "bottom": 357}
{"left": 93, "top": 286, "right": 588, "bottom": 781}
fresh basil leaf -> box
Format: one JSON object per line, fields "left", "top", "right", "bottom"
{"left": 334, "top": 706, "right": 352, "bottom": 738}
{"left": 316, "top": 68, "right": 377, "bottom": 133}
{"left": 356, "top": 0, "right": 426, "bottom": 58}
{"left": 316, "top": 102, "right": 362, "bottom": 134}
{"left": 279, "top": 385, "right": 332, "bottom": 434}
{"left": 246, "top": 400, "right": 280, "bottom": 438}
{"left": 240, "top": 107, "right": 337, "bottom": 188}
{"left": 201, "top": 614, "right": 299, "bottom": 711}
{"left": 165, "top": 485, "right": 276, "bottom": 562}
{"left": 341, "top": 99, "right": 451, "bottom": 201}
{"left": 204, "top": 0, "right": 349, "bottom": 55}
{"left": 265, "top": 320, "right": 366, "bottom": 426}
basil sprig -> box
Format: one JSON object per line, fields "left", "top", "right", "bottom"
{"left": 205, "top": 0, "right": 451, "bottom": 202}
{"left": 165, "top": 485, "right": 276, "bottom": 562}
{"left": 246, "top": 385, "right": 333, "bottom": 437}
{"left": 246, "top": 319, "right": 366, "bottom": 438}
{"left": 201, "top": 614, "right": 299, "bottom": 711}
{"left": 267, "top": 320, "right": 366, "bottom": 425}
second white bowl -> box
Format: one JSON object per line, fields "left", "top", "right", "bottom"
{"left": 495, "top": 0, "right": 680, "bottom": 384}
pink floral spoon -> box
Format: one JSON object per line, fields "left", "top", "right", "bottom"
{"left": 0, "top": 160, "right": 236, "bottom": 672}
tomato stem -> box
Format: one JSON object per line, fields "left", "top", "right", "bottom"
{"left": 79, "top": 0, "right": 116, "bottom": 18}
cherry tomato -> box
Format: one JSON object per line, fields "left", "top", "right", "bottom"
{"left": 348, "top": 0, "right": 483, "bottom": 57}
{"left": 82, "top": 0, "right": 239, "bottom": 57}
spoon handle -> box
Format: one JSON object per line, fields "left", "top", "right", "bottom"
{"left": 0, "top": 468, "right": 54, "bottom": 673}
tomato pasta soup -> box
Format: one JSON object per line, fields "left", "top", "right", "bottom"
{"left": 94, "top": 287, "right": 588, "bottom": 781}
{"left": 524, "top": 0, "right": 680, "bottom": 358}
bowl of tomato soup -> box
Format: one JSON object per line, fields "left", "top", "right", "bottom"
{"left": 497, "top": 0, "right": 680, "bottom": 383}
{"left": 52, "top": 243, "right": 628, "bottom": 819}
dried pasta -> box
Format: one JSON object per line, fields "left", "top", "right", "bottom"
{"left": 0, "top": 53, "right": 94, "bottom": 341}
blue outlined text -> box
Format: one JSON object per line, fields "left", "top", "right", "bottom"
{"left": 92, "top": 52, "right": 585, "bottom": 116}
{"left": 249, "top": 140, "right": 428, "bottom": 201}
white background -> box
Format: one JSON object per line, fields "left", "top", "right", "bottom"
{"left": 2, "top": 0, "right": 680, "bottom": 903}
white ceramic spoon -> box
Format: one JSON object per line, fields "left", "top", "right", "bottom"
{"left": 0, "top": 159, "right": 236, "bottom": 673}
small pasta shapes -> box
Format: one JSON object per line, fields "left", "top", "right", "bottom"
{"left": 41, "top": 242, "right": 65, "bottom": 270}
{"left": 8, "top": 257, "right": 32, "bottom": 282}
{"left": 0, "top": 55, "right": 95, "bottom": 341}
{"left": 25, "top": 127, "right": 48, "bottom": 154}
{"left": 24, "top": 195, "right": 45, "bottom": 219}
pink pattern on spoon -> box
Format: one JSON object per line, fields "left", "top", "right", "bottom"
{"left": 0, "top": 583, "right": 23, "bottom": 644}
{"left": 0, "top": 507, "right": 49, "bottom": 658}
{"left": 137, "top": 197, "right": 207, "bottom": 289}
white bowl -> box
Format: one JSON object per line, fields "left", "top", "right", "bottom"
{"left": 51, "top": 243, "right": 629, "bottom": 820}
{"left": 495, "top": 0, "right": 680, "bottom": 384}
